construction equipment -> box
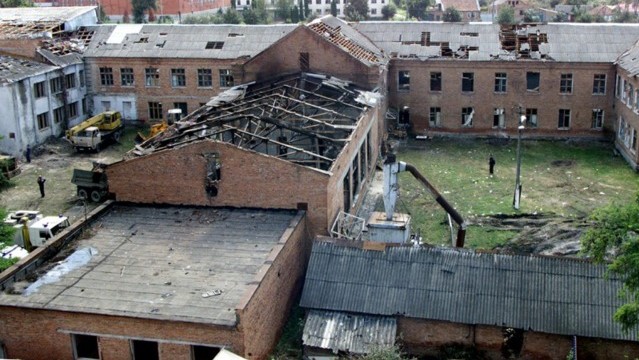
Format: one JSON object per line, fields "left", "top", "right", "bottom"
{"left": 65, "top": 111, "right": 124, "bottom": 152}
{"left": 71, "top": 162, "right": 108, "bottom": 202}
{"left": 4, "top": 210, "right": 70, "bottom": 252}
{"left": 367, "top": 153, "right": 467, "bottom": 247}
{"left": 135, "top": 108, "right": 182, "bottom": 144}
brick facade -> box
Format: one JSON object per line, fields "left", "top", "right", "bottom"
{"left": 614, "top": 68, "right": 639, "bottom": 170}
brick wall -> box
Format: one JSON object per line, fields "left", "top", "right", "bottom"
{"left": 388, "top": 59, "right": 616, "bottom": 138}
{"left": 238, "top": 212, "right": 310, "bottom": 359}
{"left": 578, "top": 336, "right": 639, "bottom": 359}
{"left": 241, "top": 27, "right": 381, "bottom": 90}
{"left": 85, "top": 57, "right": 242, "bottom": 121}
{"left": 106, "top": 141, "right": 330, "bottom": 235}
{"left": 0, "top": 307, "right": 242, "bottom": 360}
{"left": 0, "top": 38, "right": 41, "bottom": 59}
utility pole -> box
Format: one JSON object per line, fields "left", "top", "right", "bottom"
{"left": 513, "top": 106, "right": 525, "bottom": 210}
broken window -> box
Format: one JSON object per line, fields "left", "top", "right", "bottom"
{"left": 33, "top": 81, "right": 46, "bottom": 98}
{"left": 526, "top": 108, "right": 538, "bottom": 128}
{"left": 65, "top": 73, "right": 76, "bottom": 89}
{"left": 627, "top": 84, "right": 634, "bottom": 107}
{"left": 53, "top": 107, "right": 64, "bottom": 124}
{"left": 592, "top": 74, "right": 606, "bottom": 95}
{"left": 67, "top": 102, "right": 78, "bottom": 118}
{"left": 50, "top": 76, "right": 64, "bottom": 94}
{"left": 429, "top": 107, "right": 441, "bottom": 127}
{"left": 171, "top": 68, "right": 186, "bottom": 87}
{"left": 204, "top": 152, "right": 221, "bottom": 197}
{"left": 131, "top": 340, "right": 159, "bottom": 360}
{"left": 343, "top": 173, "right": 351, "bottom": 211}
{"left": 121, "top": 67, "right": 134, "bottom": 86}
{"left": 560, "top": 73, "right": 573, "bottom": 94}
{"left": 37, "top": 112, "right": 49, "bottom": 130}
{"left": 616, "top": 75, "right": 622, "bottom": 99}
{"left": 462, "top": 72, "right": 474, "bottom": 92}
{"left": 430, "top": 72, "right": 441, "bottom": 91}
{"left": 72, "top": 334, "right": 99, "bottom": 360}
{"left": 558, "top": 109, "right": 570, "bottom": 129}
{"left": 99, "top": 67, "right": 113, "bottom": 86}
{"left": 591, "top": 109, "right": 604, "bottom": 129}
{"left": 148, "top": 102, "right": 163, "bottom": 121}
{"left": 198, "top": 69, "right": 212, "bottom": 87}
{"left": 205, "top": 41, "right": 224, "bottom": 49}
{"left": 299, "top": 52, "right": 310, "bottom": 72}
{"left": 173, "top": 102, "right": 188, "bottom": 115}
{"left": 79, "top": 70, "right": 85, "bottom": 87}
{"left": 526, "top": 72, "right": 540, "bottom": 92}
{"left": 494, "top": 73, "right": 507, "bottom": 93}
{"left": 461, "top": 107, "right": 474, "bottom": 127}
{"left": 493, "top": 108, "right": 505, "bottom": 128}
{"left": 219, "top": 69, "right": 234, "bottom": 88}
{"left": 192, "top": 346, "right": 221, "bottom": 360}
{"left": 145, "top": 67, "right": 160, "bottom": 87}
{"left": 398, "top": 106, "right": 410, "bottom": 125}
{"left": 398, "top": 71, "right": 410, "bottom": 91}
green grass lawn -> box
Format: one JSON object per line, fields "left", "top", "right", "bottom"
{"left": 392, "top": 138, "right": 639, "bottom": 249}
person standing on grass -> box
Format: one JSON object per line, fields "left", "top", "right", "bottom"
{"left": 489, "top": 154, "right": 496, "bottom": 176}
{"left": 25, "top": 145, "right": 31, "bottom": 163}
{"left": 37, "top": 175, "right": 46, "bottom": 197}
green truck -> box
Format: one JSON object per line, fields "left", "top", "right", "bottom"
{"left": 71, "top": 166, "right": 108, "bottom": 202}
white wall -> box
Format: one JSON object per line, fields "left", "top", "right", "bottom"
{"left": 92, "top": 95, "right": 137, "bottom": 120}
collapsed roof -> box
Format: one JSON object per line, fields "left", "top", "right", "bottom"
{"left": 0, "top": 6, "right": 97, "bottom": 39}
{"left": 127, "top": 73, "right": 379, "bottom": 173}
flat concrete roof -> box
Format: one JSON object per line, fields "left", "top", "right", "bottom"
{"left": 0, "top": 204, "right": 301, "bottom": 326}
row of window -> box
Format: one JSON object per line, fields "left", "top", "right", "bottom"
{"left": 36, "top": 100, "right": 85, "bottom": 130}
{"left": 618, "top": 117, "right": 638, "bottom": 154}
{"left": 100, "top": 67, "right": 234, "bottom": 88}
{"left": 425, "top": 107, "right": 604, "bottom": 130}
{"left": 398, "top": 71, "right": 607, "bottom": 95}
{"left": 33, "top": 71, "right": 85, "bottom": 99}
{"left": 72, "top": 334, "right": 220, "bottom": 360}
{"left": 616, "top": 74, "right": 639, "bottom": 111}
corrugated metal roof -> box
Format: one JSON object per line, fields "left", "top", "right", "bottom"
{"left": 83, "top": 23, "right": 297, "bottom": 59}
{"left": 0, "top": 55, "right": 56, "bottom": 84}
{"left": 352, "top": 21, "right": 639, "bottom": 62}
{"left": 0, "top": 6, "right": 95, "bottom": 23}
{"left": 303, "top": 310, "right": 397, "bottom": 354}
{"left": 616, "top": 40, "right": 639, "bottom": 76}
{"left": 300, "top": 242, "right": 634, "bottom": 341}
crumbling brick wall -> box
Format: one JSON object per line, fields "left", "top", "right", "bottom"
{"left": 106, "top": 141, "right": 330, "bottom": 236}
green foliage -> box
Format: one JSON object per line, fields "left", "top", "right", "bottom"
{"left": 497, "top": 6, "right": 515, "bottom": 24}
{"left": 223, "top": 8, "right": 242, "bottom": 24}
{"left": 291, "top": 5, "right": 300, "bottom": 22}
{"left": 0, "top": 208, "right": 18, "bottom": 273}
{"left": 132, "top": 0, "right": 157, "bottom": 23}
{"left": 98, "top": 6, "right": 110, "bottom": 23}
{"left": 331, "top": 0, "right": 338, "bottom": 16}
{"left": 442, "top": 6, "right": 462, "bottom": 21}
{"left": 345, "top": 0, "right": 369, "bottom": 20}
{"left": 360, "top": 346, "right": 405, "bottom": 360}
{"left": 242, "top": 6, "right": 260, "bottom": 23}
{"left": 381, "top": 4, "right": 397, "bottom": 19}
{"left": 304, "top": 0, "right": 310, "bottom": 19}
{"left": 406, "top": 0, "right": 429, "bottom": 19}
{"left": 182, "top": 12, "right": 225, "bottom": 23}
{"left": 553, "top": 12, "right": 569, "bottom": 22}
{"left": 275, "top": 0, "right": 292, "bottom": 21}
{"left": 0, "top": 257, "right": 18, "bottom": 272}
{"left": 156, "top": 15, "right": 174, "bottom": 23}
{"left": 566, "top": 348, "right": 575, "bottom": 360}
{"left": 613, "top": 9, "right": 638, "bottom": 23}
{"left": 270, "top": 306, "right": 305, "bottom": 359}
{"left": 0, "top": 0, "right": 32, "bottom": 7}
{"left": 522, "top": 8, "right": 541, "bottom": 22}
{"left": 581, "top": 194, "right": 639, "bottom": 332}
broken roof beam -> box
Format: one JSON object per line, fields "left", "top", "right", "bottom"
{"left": 254, "top": 115, "right": 347, "bottom": 144}
{"left": 283, "top": 85, "right": 364, "bottom": 111}
{"left": 271, "top": 93, "right": 359, "bottom": 122}
{"left": 270, "top": 105, "right": 356, "bottom": 131}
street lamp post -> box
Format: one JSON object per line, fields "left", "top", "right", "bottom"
{"left": 513, "top": 108, "right": 525, "bottom": 210}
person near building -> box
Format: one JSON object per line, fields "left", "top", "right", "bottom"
{"left": 489, "top": 155, "right": 496, "bottom": 176}
{"left": 25, "top": 145, "right": 31, "bottom": 163}
{"left": 37, "top": 175, "right": 46, "bottom": 197}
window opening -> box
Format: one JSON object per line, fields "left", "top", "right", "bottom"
{"left": 593, "top": 74, "right": 606, "bottom": 95}
{"left": 204, "top": 152, "right": 221, "bottom": 197}
{"left": 99, "top": 68, "right": 113, "bottom": 86}
{"left": 526, "top": 108, "right": 538, "bottom": 128}
{"left": 430, "top": 72, "right": 441, "bottom": 91}
{"left": 526, "top": 72, "right": 540, "bottom": 92}
{"left": 558, "top": 109, "right": 571, "bottom": 129}
{"left": 398, "top": 71, "right": 410, "bottom": 91}
{"left": 121, "top": 68, "right": 134, "bottom": 86}
{"left": 591, "top": 109, "right": 604, "bottom": 129}
{"left": 205, "top": 41, "right": 224, "bottom": 49}
{"left": 429, "top": 107, "right": 441, "bottom": 127}
{"left": 494, "top": 73, "right": 507, "bottom": 93}
{"left": 560, "top": 73, "right": 573, "bottom": 94}
{"left": 145, "top": 68, "right": 160, "bottom": 87}
{"left": 462, "top": 72, "right": 474, "bottom": 92}
{"left": 73, "top": 334, "right": 99, "bottom": 360}
{"left": 192, "top": 346, "right": 221, "bottom": 360}
{"left": 131, "top": 340, "right": 159, "bottom": 360}
{"left": 461, "top": 107, "right": 474, "bottom": 127}
{"left": 493, "top": 108, "right": 505, "bottom": 128}
{"left": 299, "top": 52, "right": 310, "bottom": 72}
{"left": 219, "top": 69, "right": 234, "bottom": 88}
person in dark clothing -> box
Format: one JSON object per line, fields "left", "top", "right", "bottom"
{"left": 25, "top": 145, "right": 31, "bottom": 163}
{"left": 37, "top": 175, "right": 46, "bottom": 197}
{"left": 489, "top": 155, "right": 496, "bottom": 176}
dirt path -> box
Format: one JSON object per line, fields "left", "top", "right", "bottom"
{"left": 0, "top": 137, "right": 127, "bottom": 224}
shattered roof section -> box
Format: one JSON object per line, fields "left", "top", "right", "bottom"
{"left": 127, "top": 73, "right": 377, "bottom": 173}
{"left": 37, "top": 27, "right": 95, "bottom": 66}
{"left": 0, "top": 56, "right": 56, "bottom": 85}
{"left": 0, "top": 6, "right": 97, "bottom": 39}
{"left": 440, "top": 0, "right": 480, "bottom": 12}
{"left": 308, "top": 16, "right": 386, "bottom": 66}
{"left": 303, "top": 310, "right": 397, "bottom": 354}
{"left": 84, "top": 24, "right": 297, "bottom": 59}
{"left": 616, "top": 39, "right": 639, "bottom": 76}
{"left": 353, "top": 21, "right": 639, "bottom": 62}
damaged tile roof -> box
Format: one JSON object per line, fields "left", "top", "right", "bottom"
{"left": 439, "top": 0, "right": 480, "bottom": 12}
{"left": 616, "top": 39, "right": 639, "bottom": 77}
{"left": 0, "top": 6, "right": 97, "bottom": 38}
{"left": 303, "top": 310, "right": 397, "bottom": 354}
{"left": 0, "top": 204, "right": 301, "bottom": 326}
{"left": 83, "top": 23, "right": 297, "bottom": 59}
{"left": 300, "top": 241, "right": 635, "bottom": 342}
{"left": 308, "top": 16, "right": 386, "bottom": 66}
{"left": 0, "top": 56, "right": 56, "bottom": 85}
{"left": 352, "top": 21, "right": 639, "bottom": 62}
{"left": 127, "top": 73, "right": 379, "bottom": 173}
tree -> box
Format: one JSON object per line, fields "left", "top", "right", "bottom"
{"left": 406, "top": 0, "right": 429, "bottom": 19}
{"left": 0, "top": 208, "right": 17, "bottom": 272}
{"left": 122, "top": 10, "right": 131, "bottom": 23}
{"left": 223, "top": 8, "right": 242, "bottom": 23}
{"left": 251, "top": 0, "right": 270, "bottom": 23}
{"left": 443, "top": 6, "right": 462, "bottom": 21}
{"left": 381, "top": 3, "right": 397, "bottom": 19}
{"left": 345, "top": 0, "right": 369, "bottom": 20}
{"left": 291, "top": 4, "right": 300, "bottom": 22}
{"left": 496, "top": 6, "right": 515, "bottom": 24}
{"left": 275, "top": 0, "right": 292, "bottom": 21}
{"left": 242, "top": 6, "right": 259, "bottom": 23}
{"left": 581, "top": 194, "right": 639, "bottom": 332}
{"left": 132, "top": 0, "right": 157, "bottom": 23}
{"left": 522, "top": 8, "right": 540, "bottom": 22}
{"left": 0, "top": 0, "right": 31, "bottom": 7}
{"left": 331, "top": 0, "right": 338, "bottom": 16}
{"left": 552, "top": 12, "right": 568, "bottom": 22}
{"left": 613, "top": 8, "right": 638, "bottom": 22}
